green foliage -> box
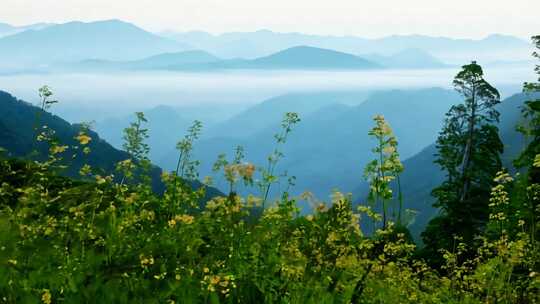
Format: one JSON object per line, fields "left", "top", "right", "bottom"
{"left": 422, "top": 61, "right": 504, "bottom": 265}
{"left": 175, "top": 120, "right": 203, "bottom": 181}
{"left": 1, "top": 152, "right": 538, "bottom": 303}
{"left": 2, "top": 97, "right": 539, "bottom": 302}
{"left": 257, "top": 112, "right": 300, "bottom": 208}
{"left": 364, "top": 115, "right": 404, "bottom": 228}
{"left": 122, "top": 112, "right": 150, "bottom": 162}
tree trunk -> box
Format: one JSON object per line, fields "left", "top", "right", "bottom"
{"left": 459, "top": 85, "right": 477, "bottom": 203}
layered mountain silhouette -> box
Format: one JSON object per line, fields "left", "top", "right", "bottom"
{"left": 155, "top": 88, "right": 459, "bottom": 204}
{"left": 69, "top": 50, "right": 220, "bottom": 71}
{"left": 363, "top": 48, "right": 449, "bottom": 69}
{"left": 1, "top": 18, "right": 530, "bottom": 71}
{"left": 0, "top": 20, "right": 188, "bottom": 68}
{"left": 164, "top": 30, "right": 532, "bottom": 63}
{"left": 241, "top": 46, "right": 380, "bottom": 69}
{"left": 68, "top": 46, "right": 380, "bottom": 71}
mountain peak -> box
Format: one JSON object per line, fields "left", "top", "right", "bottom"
{"left": 250, "top": 45, "right": 380, "bottom": 69}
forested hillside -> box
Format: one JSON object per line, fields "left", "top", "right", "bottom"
{"left": 0, "top": 90, "right": 222, "bottom": 197}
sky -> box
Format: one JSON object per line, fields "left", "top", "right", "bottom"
{"left": 1, "top": 0, "right": 539, "bottom": 38}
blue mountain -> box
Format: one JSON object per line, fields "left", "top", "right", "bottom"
{"left": 0, "top": 20, "right": 189, "bottom": 68}
{"left": 245, "top": 46, "right": 380, "bottom": 69}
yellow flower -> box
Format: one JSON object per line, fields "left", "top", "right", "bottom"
{"left": 95, "top": 175, "right": 106, "bottom": 185}
{"left": 79, "top": 164, "right": 92, "bottom": 176}
{"left": 41, "top": 289, "right": 52, "bottom": 304}
{"left": 534, "top": 154, "right": 540, "bottom": 168}
{"left": 50, "top": 145, "right": 68, "bottom": 154}
{"left": 139, "top": 254, "right": 155, "bottom": 268}
{"left": 168, "top": 219, "right": 177, "bottom": 228}
{"left": 174, "top": 214, "right": 194, "bottom": 225}
{"left": 7, "top": 259, "right": 17, "bottom": 265}
{"left": 242, "top": 163, "right": 256, "bottom": 179}
{"left": 75, "top": 133, "right": 92, "bottom": 145}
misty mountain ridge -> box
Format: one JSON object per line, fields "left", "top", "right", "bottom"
{"left": 0, "top": 19, "right": 189, "bottom": 68}
{"left": 245, "top": 46, "right": 380, "bottom": 69}
{"left": 0, "top": 18, "right": 532, "bottom": 73}
{"left": 362, "top": 48, "right": 450, "bottom": 69}
{"left": 163, "top": 29, "right": 532, "bottom": 64}
{"left": 0, "top": 22, "right": 54, "bottom": 38}
{"left": 67, "top": 50, "right": 220, "bottom": 71}
{"left": 64, "top": 46, "right": 381, "bottom": 71}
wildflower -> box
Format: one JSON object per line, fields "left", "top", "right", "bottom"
{"left": 75, "top": 133, "right": 92, "bottom": 145}
{"left": 202, "top": 175, "right": 213, "bottom": 186}
{"left": 161, "top": 171, "right": 171, "bottom": 182}
{"left": 139, "top": 254, "right": 154, "bottom": 268}
{"left": 41, "top": 289, "right": 52, "bottom": 304}
{"left": 95, "top": 175, "right": 107, "bottom": 185}
{"left": 50, "top": 145, "right": 68, "bottom": 154}
{"left": 534, "top": 154, "right": 540, "bottom": 168}
{"left": 79, "top": 164, "right": 92, "bottom": 176}
{"left": 7, "top": 259, "right": 17, "bottom": 265}
{"left": 241, "top": 163, "right": 256, "bottom": 179}
{"left": 174, "top": 214, "right": 194, "bottom": 225}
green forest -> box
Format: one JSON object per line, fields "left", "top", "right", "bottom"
{"left": 0, "top": 36, "right": 539, "bottom": 303}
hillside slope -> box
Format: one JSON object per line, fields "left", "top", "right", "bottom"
{"left": 0, "top": 90, "right": 221, "bottom": 197}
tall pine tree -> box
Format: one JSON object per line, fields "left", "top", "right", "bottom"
{"left": 422, "top": 62, "right": 503, "bottom": 265}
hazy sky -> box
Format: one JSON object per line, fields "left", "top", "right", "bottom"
{"left": 1, "top": 0, "right": 538, "bottom": 38}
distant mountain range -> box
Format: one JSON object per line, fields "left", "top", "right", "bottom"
{"left": 154, "top": 88, "right": 460, "bottom": 203}
{"left": 163, "top": 30, "right": 533, "bottom": 64}
{"left": 362, "top": 48, "right": 449, "bottom": 69}
{"left": 68, "top": 46, "right": 381, "bottom": 71}
{"left": 238, "top": 46, "right": 380, "bottom": 69}
{"left": 0, "top": 18, "right": 532, "bottom": 71}
{"left": 68, "top": 50, "right": 221, "bottom": 71}
{"left": 0, "top": 20, "right": 188, "bottom": 68}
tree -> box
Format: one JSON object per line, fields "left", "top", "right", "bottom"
{"left": 511, "top": 35, "right": 540, "bottom": 242}
{"left": 516, "top": 36, "right": 540, "bottom": 176}
{"left": 422, "top": 62, "right": 503, "bottom": 264}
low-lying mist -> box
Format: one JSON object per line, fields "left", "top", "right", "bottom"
{"left": 0, "top": 65, "right": 532, "bottom": 122}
